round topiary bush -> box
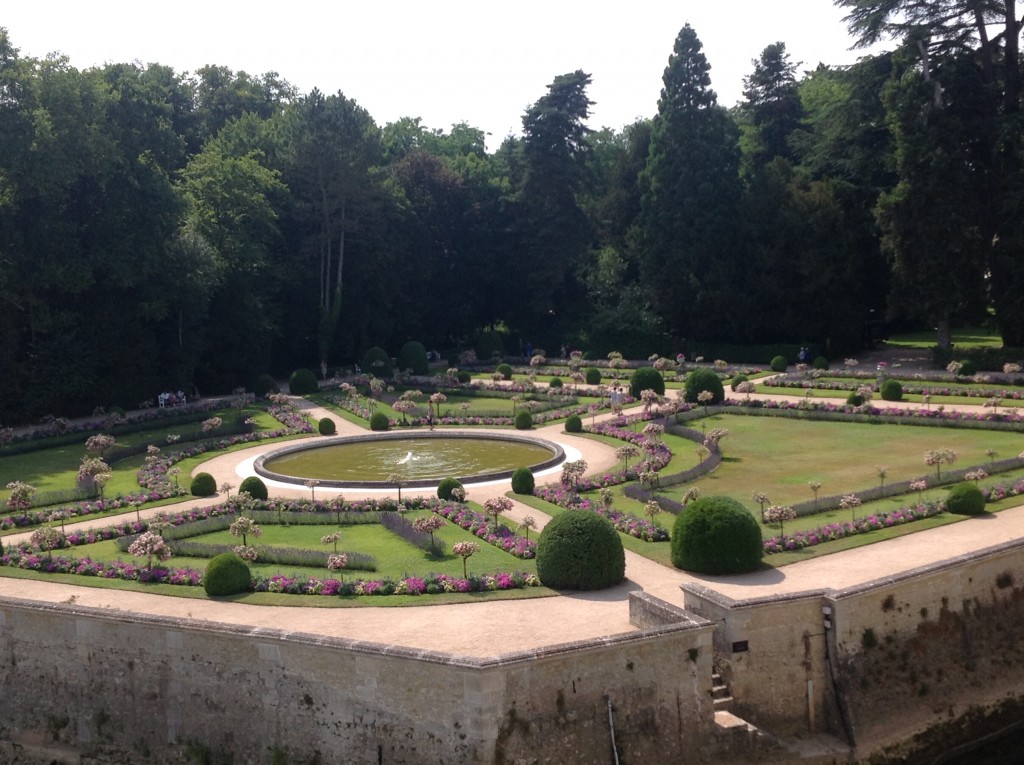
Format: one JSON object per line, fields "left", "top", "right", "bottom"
{"left": 536, "top": 511, "right": 625, "bottom": 590}
{"left": 846, "top": 391, "right": 865, "bottom": 406}
{"left": 685, "top": 368, "right": 725, "bottom": 404}
{"left": 190, "top": 472, "right": 217, "bottom": 497}
{"left": 437, "top": 477, "right": 463, "bottom": 501}
{"left": 318, "top": 417, "right": 336, "bottom": 435}
{"left": 238, "top": 476, "right": 268, "bottom": 501}
{"left": 361, "top": 346, "right": 393, "bottom": 378}
{"left": 730, "top": 374, "right": 749, "bottom": 392}
{"left": 549, "top": 376, "right": 563, "bottom": 388}
{"left": 397, "top": 340, "right": 429, "bottom": 375}
{"left": 958, "top": 359, "right": 977, "bottom": 376}
{"left": 496, "top": 363, "right": 513, "bottom": 380}
{"left": 253, "top": 373, "right": 280, "bottom": 397}
{"left": 671, "top": 495, "right": 763, "bottom": 574}
{"left": 585, "top": 368, "right": 602, "bottom": 385}
{"left": 203, "top": 553, "right": 252, "bottom": 597}
{"left": 564, "top": 414, "right": 583, "bottom": 433}
{"left": 457, "top": 370, "right": 472, "bottom": 384}
{"left": 945, "top": 481, "right": 985, "bottom": 515}
{"left": 511, "top": 467, "right": 535, "bottom": 495}
{"left": 369, "top": 412, "right": 390, "bottom": 431}
{"left": 514, "top": 410, "right": 533, "bottom": 430}
{"left": 770, "top": 355, "right": 788, "bottom": 373}
{"left": 880, "top": 379, "right": 903, "bottom": 402}
{"left": 629, "top": 367, "right": 666, "bottom": 398}
{"left": 813, "top": 356, "right": 830, "bottom": 370}
{"left": 289, "top": 368, "right": 319, "bottom": 395}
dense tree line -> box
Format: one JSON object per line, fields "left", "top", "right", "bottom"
{"left": 1, "top": 4, "right": 1022, "bottom": 419}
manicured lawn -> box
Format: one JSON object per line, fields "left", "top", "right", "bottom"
{"left": 886, "top": 327, "right": 1002, "bottom": 348}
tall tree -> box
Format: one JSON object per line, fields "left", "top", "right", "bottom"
{"left": 741, "top": 42, "right": 804, "bottom": 167}
{"left": 636, "top": 24, "right": 743, "bottom": 343}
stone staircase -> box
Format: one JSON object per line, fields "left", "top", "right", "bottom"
{"left": 711, "top": 670, "right": 735, "bottom": 711}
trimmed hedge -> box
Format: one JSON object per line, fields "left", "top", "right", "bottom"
{"left": 730, "top": 373, "right": 748, "bottom": 392}
{"left": 549, "top": 376, "right": 563, "bottom": 389}
{"left": 397, "top": 340, "right": 429, "bottom": 375}
{"left": 813, "top": 356, "right": 830, "bottom": 370}
{"left": 671, "top": 496, "right": 763, "bottom": 574}
{"left": 496, "top": 363, "right": 513, "bottom": 380}
{"left": 770, "top": 355, "right": 788, "bottom": 373}
{"left": 437, "top": 478, "right": 463, "bottom": 501}
{"left": 536, "top": 511, "right": 625, "bottom": 590}
{"left": 514, "top": 410, "right": 533, "bottom": 430}
{"left": 203, "top": 553, "right": 252, "bottom": 596}
{"left": 585, "top": 368, "right": 602, "bottom": 385}
{"left": 880, "top": 379, "right": 903, "bottom": 402}
{"left": 318, "top": 417, "right": 336, "bottom": 435}
{"left": 190, "top": 472, "right": 217, "bottom": 497}
{"left": 289, "top": 369, "right": 319, "bottom": 395}
{"left": 254, "top": 374, "right": 280, "bottom": 397}
{"left": 361, "top": 346, "right": 393, "bottom": 378}
{"left": 945, "top": 481, "right": 985, "bottom": 515}
{"left": 629, "top": 367, "right": 665, "bottom": 398}
{"left": 564, "top": 414, "right": 583, "bottom": 433}
{"left": 511, "top": 467, "right": 535, "bottom": 495}
{"left": 685, "top": 368, "right": 725, "bottom": 405}
{"left": 238, "top": 476, "right": 268, "bottom": 501}
{"left": 369, "top": 412, "right": 390, "bottom": 431}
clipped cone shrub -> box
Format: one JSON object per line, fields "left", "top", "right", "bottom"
{"left": 537, "top": 511, "right": 625, "bottom": 590}
{"left": 671, "top": 495, "right": 763, "bottom": 574}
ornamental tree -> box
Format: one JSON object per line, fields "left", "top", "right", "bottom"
{"left": 452, "top": 541, "right": 480, "bottom": 578}
{"left": 764, "top": 505, "right": 796, "bottom": 536}
{"left": 6, "top": 481, "right": 37, "bottom": 512}
{"left": 128, "top": 530, "right": 172, "bottom": 569}
{"left": 412, "top": 515, "right": 446, "bottom": 550}
{"left": 483, "top": 496, "right": 513, "bottom": 527}
{"left": 924, "top": 448, "right": 957, "bottom": 478}
{"left": 229, "top": 516, "right": 262, "bottom": 547}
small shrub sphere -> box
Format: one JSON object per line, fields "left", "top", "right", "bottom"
{"left": 685, "top": 368, "right": 725, "bottom": 404}
{"left": 496, "top": 363, "right": 513, "bottom": 380}
{"left": 204, "top": 553, "right": 252, "bottom": 596}
{"left": 564, "top": 414, "right": 583, "bottom": 433}
{"left": 770, "top": 355, "right": 788, "bottom": 373}
{"left": 958, "top": 359, "right": 977, "bottom": 376}
{"left": 254, "top": 373, "right": 280, "bottom": 397}
{"left": 536, "top": 511, "right": 625, "bottom": 590}
{"left": 190, "top": 472, "right": 217, "bottom": 497}
{"left": 289, "top": 368, "right": 319, "bottom": 395}
{"left": 549, "top": 376, "right": 563, "bottom": 388}
{"left": 437, "top": 477, "right": 463, "bottom": 501}
{"left": 457, "top": 370, "right": 472, "bottom": 384}
{"left": 369, "top": 412, "right": 390, "bottom": 431}
{"left": 318, "top": 417, "right": 336, "bottom": 435}
{"left": 514, "top": 410, "right": 533, "bottom": 430}
{"left": 397, "top": 341, "right": 429, "bottom": 375}
{"left": 846, "top": 391, "right": 865, "bottom": 407}
{"left": 880, "top": 379, "right": 903, "bottom": 402}
{"left": 629, "top": 367, "right": 666, "bottom": 398}
{"left": 361, "top": 346, "right": 393, "bottom": 378}
{"left": 238, "top": 476, "right": 268, "bottom": 501}
{"left": 671, "top": 496, "right": 763, "bottom": 574}
{"left": 511, "top": 467, "right": 535, "bottom": 495}
{"left": 945, "top": 482, "right": 985, "bottom": 515}
{"left": 813, "top": 356, "right": 830, "bottom": 370}
{"left": 730, "top": 374, "right": 748, "bottom": 392}
{"left": 585, "top": 368, "right": 602, "bottom": 385}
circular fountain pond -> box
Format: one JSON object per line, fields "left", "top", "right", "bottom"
{"left": 254, "top": 432, "right": 565, "bottom": 489}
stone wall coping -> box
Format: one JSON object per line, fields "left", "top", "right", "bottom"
{"left": 0, "top": 594, "right": 708, "bottom": 669}
{"left": 629, "top": 589, "right": 712, "bottom": 628}
{"left": 681, "top": 582, "right": 829, "bottom": 610}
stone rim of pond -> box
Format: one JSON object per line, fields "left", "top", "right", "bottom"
{"left": 253, "top": 431, "right": 566, "bottom": 489}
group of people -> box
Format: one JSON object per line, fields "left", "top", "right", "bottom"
{"left": 157, "top": 390, "right": 187, "bottom": 408}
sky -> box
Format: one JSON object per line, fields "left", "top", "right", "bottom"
{"left": 4, "top": 1, "right": 891, "bottom": 151}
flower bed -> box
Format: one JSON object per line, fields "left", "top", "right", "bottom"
{"left": 723, "top": 397, "right": 1024, "bottom": 426}
{"left": 762, "top": 502, "right": 945, "bottom": 554}
{"left": 763, "top": 376, "right": 1024, "bottom": 400}
{"left": 531, "top": 488, "right": 669, "bottom": 541}
{"left": 432, "top": 503, "right": 537, "bottom": 558}
{"left": 253, "top": 571, "right": 540, "bottom": 596}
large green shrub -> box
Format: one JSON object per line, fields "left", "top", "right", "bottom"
{"left": 397, "top": 341, "right": 429, "bottom": 375}
{"left": 770, "top": 355, "right": 788, "bottom": 373}
{"left": 289, "top": 368, "right": 319, "bottom": 395}
{"left": 564, "top": 414, "right": 583, "bottom": 433}
{"left": 514, "top": 410, "right": 533, "bottom": 430}
{"left": 813, "top": 356, "right": 830, "bottom": 370}
{"left": 629, "top": 367, "right": 666, "bottom": 398}
{"left": 437, "top": 477, "right": 463, "bottom": 501}
{"left": 476, "top": 330, "right": 505, "bottom": 361}
{"left": 361, "top": 346, "right": 393, "bottom": 378}
{"left": 537, "top": 511, "right": 625, "bottom": 590}
{"left": 671, "top": 496, "right": 763, "bottom": 574}
{"left": 846, "top": 391, "right": 865, "bottom": 406}
{"left": 203, "top": 553, "right": 252, "bottom": 596}
{"left": 549, "top": 376, "right": 563, "bottom": 389}
{"left": 318, "top": 417, "right": 336, "bottom": 435}
{"left": 958, "top": 359, "right": 977, "bottom": 377}
{"left": 511, "top": 467, "right": 535, "bottom": 495}
{"left": 457, "top": 370, "right": 472, "bottom": 384}
{"left": 496, "top": 363, "right": 513, "bottom": 380}
{"left": 238, "top": 476, "right": 268, "bottom": 501}
{"left": 369, "top": 412, "right": 390, "bottom": 431}
{"left": 585, "top": 368, "right": 602, "bottom": 385}
{"left": 945, "top": 482, "right": 985, "bottom": 516}
{"left": 253, "top": 374, "right": 280, "bottom": 397}
{"left": 880, "top": 379, "right": 903, "bottom": 402}
{"left": 190, "top": 472, "right": 217, "bottom": 497}
{"left": 685, "top": 368, "right": 725, "bottom": 405}
{"left": 730, "top": 374, "right": 748, "bottom": 392}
